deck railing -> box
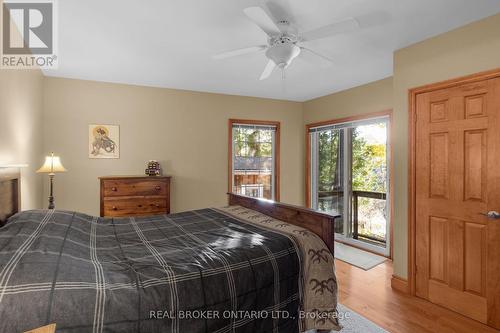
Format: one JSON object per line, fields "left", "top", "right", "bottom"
{"left": 317, "top": 190, "right": 387, "bottom": 244}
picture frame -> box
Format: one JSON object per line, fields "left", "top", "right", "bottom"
{"left": 88, "top": 124, "right": 120, "bottom": 159}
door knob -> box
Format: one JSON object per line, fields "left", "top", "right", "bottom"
{"left": 481, "top": 211, "right": 500, "bottom": 219}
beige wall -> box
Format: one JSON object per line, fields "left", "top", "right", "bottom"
{"left": 0, "top": 69, "right": 44, "bottom": 209}
{"left": 43, "top": 77, "right": 304, "bottom": 215}
{"left": 303, "top": 77, "right": 393, "bottom": 124}
{"left": 303, "top": 13, "right": 500, "bottom": 279}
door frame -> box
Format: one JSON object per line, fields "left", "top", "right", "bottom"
{"left": 305, "top": 109, "right": 394, "bottom": 259}
{"left": 408, "top": 67, "right": 500, "bottom": 327}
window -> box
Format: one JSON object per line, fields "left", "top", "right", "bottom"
{"left": 307, "top": 112, "right": 391, "bottom": 256}
{"left": 229, "top": 119, "right": 280, "bottom": 201}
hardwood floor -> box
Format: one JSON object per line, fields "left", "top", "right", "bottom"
{"left": 336, "top": 259, "right": 499, "bottom": 333}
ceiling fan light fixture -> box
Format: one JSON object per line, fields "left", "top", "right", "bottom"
{"left": 265, "top": 43, "right": 301, "bottom": 68}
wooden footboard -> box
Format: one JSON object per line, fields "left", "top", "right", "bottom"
{"left": 0, "top": 168, "right": 20, "bottom": 226}
{"left": 227, "top": 193, "right": 339, "bottom": 253}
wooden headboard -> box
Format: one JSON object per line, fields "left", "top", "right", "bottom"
{"left": 0, "top": 168, "right": 20, "bottom": 226}
{"left": 228, "top": 193, "right": 339, "bottom": 253}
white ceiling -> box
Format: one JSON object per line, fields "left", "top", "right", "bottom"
{"left": 44, "top": 0, "right": 500, "bottom": 101}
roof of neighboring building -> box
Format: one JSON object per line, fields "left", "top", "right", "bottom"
{"left": 234, "top": 156, "right": 272, "bottom": 172}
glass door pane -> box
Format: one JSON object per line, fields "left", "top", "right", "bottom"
{"left": 313, "top": 129, "right": 345, "bottom": 234}
{"left": 350, "top": 121, "right": 388, "bottom": 247}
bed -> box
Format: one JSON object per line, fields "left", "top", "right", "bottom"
{"left": 0, "top": 169, "right": 340, "bottom": 333}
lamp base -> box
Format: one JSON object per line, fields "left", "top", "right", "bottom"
{"left": 48, "top": 174, "right": 55, "bottom": 210}
{"left": 48, "top": 196, "right": 55, "bottom": 209}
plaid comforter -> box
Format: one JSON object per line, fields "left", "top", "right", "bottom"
{"left": 0, "top": 207, "right": 338, "bottom": 333}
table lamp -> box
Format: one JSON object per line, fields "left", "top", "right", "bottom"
{"left": 37, "top": 152, "right": 67, "bottom": 209}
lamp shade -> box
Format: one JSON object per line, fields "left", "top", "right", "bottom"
{"left": 37, "top": 153, "right": 67, "bottom": 174}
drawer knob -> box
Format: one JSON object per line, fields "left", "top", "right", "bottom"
{"left": 111, "top": 187, "right": 117, "bottom": 191}
{"left": 112, "top": 206, "right": 117, "bottom": 211}
{"left": 138, "top": 204, "right": 143, "bottom": 208}
{"left": 155, "top": 186, "right": 161, "bottom": 190}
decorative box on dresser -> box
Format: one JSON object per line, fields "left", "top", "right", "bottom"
{"left": 99, "top": 176, "right": 171, "bottom": 217}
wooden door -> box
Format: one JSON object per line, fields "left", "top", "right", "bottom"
{"left": 415, "top": 76, "right": 500, "bottom": 328}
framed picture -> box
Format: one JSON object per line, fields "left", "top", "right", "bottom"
{"left": 88, "top": 124, "right": 120, "bottom": 159}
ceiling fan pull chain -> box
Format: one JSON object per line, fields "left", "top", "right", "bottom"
{"left": 281, "top": 70, "right": 287, "bottom": 95}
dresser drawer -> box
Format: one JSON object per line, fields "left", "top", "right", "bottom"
{"left": 103, "top": 197, "right": 167, "bottom": 217}
{"left": 103, "top": 179, "right": 168, "bottom": 197}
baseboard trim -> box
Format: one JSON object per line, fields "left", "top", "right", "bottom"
{"left": 391, "top": 275, "right": 409, "bottom": 294}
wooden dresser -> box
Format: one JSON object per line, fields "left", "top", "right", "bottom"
{"left": 99, "top": 176, "right": 171, "bottom": 217}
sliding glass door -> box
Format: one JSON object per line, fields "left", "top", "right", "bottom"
{"left": 309, "top": 116, "right": 390, "bottom": 256}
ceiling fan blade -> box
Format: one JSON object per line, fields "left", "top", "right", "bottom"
{"left": 265, "top": 1, "right": 294, "bottom": 33}
{"left": 300, "top": 47, "right": 334, "bottom": 67}
{"left": 244, "top": 6, "right": 281, "bottom": 36}
{"left": 213, "top": 45, "right": 267, "bottom": 60}
{"left": 260, "top": 60, "right": 276, "bottom": 80}
{"left": 301, "top": 17, "right": 359, "bottom": 42}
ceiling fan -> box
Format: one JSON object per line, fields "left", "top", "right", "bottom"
{"left": 213, "top": 5, "right": 360, "bottom": 80}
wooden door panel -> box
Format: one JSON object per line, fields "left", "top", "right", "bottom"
{"left": 465, "top": 93, "right": 487, "bottom": 119}
{"left": 464, "top": 222, "right": 486, "bottom": 295}
{"left": 429, "top": 133, "right": 449, "bottom": 198}
{"left": 464, "top": 130, "right": 487, "bottom": 202}
{"left": 429, "top": 216, "right": 448, "bottom": 282}
{"left": 447, "top": 219, "right": 464, "bottom": 290}
{"left": 430, "top": 100, "right": 449, "bottom": 122}
{"left": 415, "top": 77, "right": 500, "bottom": 327}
